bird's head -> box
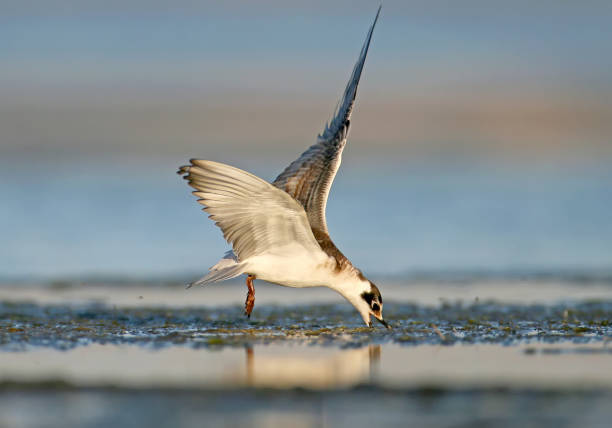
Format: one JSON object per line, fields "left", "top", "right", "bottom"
{"left": 347, "top": 280, "right": 390, "bottom": 329}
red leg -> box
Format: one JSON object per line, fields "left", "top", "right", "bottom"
{"left": 245, "top": 275, "right": 256, "bottom": 317}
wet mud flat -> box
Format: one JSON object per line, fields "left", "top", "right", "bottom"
{"left": 1, "top": 300, "right": 611, "bottom": 350}
{"left": 1, "top": 295, "right": 612, "bottom": 428}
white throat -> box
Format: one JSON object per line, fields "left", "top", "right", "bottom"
{"left": 329, "top": 274, "right": 372, "bottom": 324}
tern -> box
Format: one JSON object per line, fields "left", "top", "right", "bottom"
{"left": 178, "top": 7, "right": 389, "bottom": 328}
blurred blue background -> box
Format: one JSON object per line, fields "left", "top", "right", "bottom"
{"left": 1, "top": 0, "right": 611, "bottom": 280}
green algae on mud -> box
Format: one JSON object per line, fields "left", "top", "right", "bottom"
{"left": 1, "top": 301, "right": 611, "bottom": 350}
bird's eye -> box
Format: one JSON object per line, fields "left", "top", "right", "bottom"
{"left": 372, "top": 303, "right": 380, "bottom": 312}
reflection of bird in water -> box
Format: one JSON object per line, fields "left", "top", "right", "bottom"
{"left": 178, "top": 7, "right": 389, "bottom": 328}
{"left": 243, "top": 344, "right": 381, "bottom": 388}
{"left": 245, "top": 345, "right": 255, "bottom": 386}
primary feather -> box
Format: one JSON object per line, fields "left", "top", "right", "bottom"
{"left": 272, "top": 5, "right": 381, "bottom": 236}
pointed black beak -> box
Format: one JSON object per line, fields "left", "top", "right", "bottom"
{"left": 376, "top": 317, "right": 392, "bottom": 330}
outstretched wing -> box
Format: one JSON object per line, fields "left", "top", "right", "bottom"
{"left": 178, "top": 160, "right": 321, "bottom": 261}
{"left": 272, "top": 6, "right": 380, "bottom": 235}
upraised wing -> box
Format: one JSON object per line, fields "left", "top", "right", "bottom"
{"left": 178, "top": 160, "right": 321, "bottom": 261}
{"left": 272, "top": 6, "right": 380, "bottom": 236}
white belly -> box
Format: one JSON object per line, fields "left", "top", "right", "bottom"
{"left": 244, "top": 245, "right": 336, "bottom": 288}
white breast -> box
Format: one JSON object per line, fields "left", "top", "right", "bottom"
{"left": 244, "top": 243, "right": 337, "bottom": 288}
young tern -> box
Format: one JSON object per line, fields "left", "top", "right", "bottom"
{"left": 178, "top": 7, "right": 389, "bottom": 328}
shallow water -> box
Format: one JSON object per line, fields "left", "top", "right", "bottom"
{"left": 1, "top": 282, "right": 612, "bottom": 427}
{"left": 1, "top": 299, "right": 611, "bottom": 351}
{"left": 3, "top": 388, "right": 611, "bottom": 428}
{"left": 3, "top": 341, "right": 612, "bottom": 390}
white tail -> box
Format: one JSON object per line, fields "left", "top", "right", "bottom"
{"left": 186, "top": 263, "right": 245, "bottom": 288}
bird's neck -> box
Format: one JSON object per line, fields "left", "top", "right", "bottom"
{"left": 329, "top": 271, "right": 370, "bottom": 300}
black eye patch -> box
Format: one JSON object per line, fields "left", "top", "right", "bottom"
{"left": 361, "top": 291, "right": 375, "bottom": 305}
{"left": 372, "top": 303, "right": 380, "bottom": 312}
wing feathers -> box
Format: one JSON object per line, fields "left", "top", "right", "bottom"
{"left": 178, "top": 160, "right": 321, "bottom": 261}
{"left": 319, "top": 5, "right": 380, "bottom": 143}
{"left": 178, "top": 9, "right": 381, "bottom": 273}
{"left": 272, "top": 7, "right": 380, "bottom": 235}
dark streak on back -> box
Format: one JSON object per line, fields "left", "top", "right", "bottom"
{"left": 311, "top": 227, "right": 365, "bottom": 280}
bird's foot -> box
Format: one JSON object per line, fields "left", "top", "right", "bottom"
{"left": 245, "top": 275, "right": 256, "bottom": 318}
